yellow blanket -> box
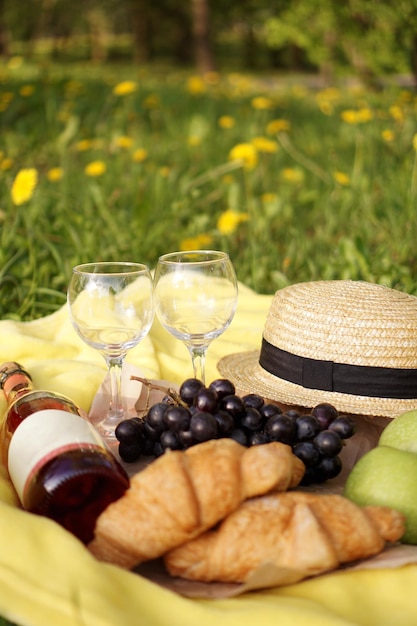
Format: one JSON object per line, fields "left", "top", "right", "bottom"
{"left": 0, "top": 283, "right": 416, "bottom": 626}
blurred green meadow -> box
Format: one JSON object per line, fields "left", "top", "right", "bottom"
{"left": 1, "top": 57, "right": 417, "bottom": 321}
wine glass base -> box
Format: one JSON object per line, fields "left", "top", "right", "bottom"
{"left": 95, "top": 413, "right": 124, "bottom": 443}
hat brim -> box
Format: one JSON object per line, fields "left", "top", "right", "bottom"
{"left": 217, "top": 351, "right": 417, "bottom": 419}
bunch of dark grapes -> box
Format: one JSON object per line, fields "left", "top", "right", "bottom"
{"left": 115, "top": 378, "right": 356, "bottom": 485}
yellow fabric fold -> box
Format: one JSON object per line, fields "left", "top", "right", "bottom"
{"left": 0, "top": 282, "right": 416, "bottom": 626}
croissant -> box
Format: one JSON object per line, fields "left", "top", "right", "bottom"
{"left": 88, "top": 438, "right": 305, "bottom": 569}
{"left": 164, "top": 491, "right": 405, "bottom": 583}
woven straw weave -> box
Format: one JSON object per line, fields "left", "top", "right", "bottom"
{"left": 218, "top": 280, "right": 417, "bottom": 418}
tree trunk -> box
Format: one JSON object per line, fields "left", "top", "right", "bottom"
{"left": 0, "top": 0, "right": 9, "bottom": 57}
{"left": 129, "top": 0, "right": 152, "bottom": 63}
{"left": 191, "top": 0, "right": 215, "bottom": 73}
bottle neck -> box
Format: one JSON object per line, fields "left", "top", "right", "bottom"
{"left": 1, "top": 370, "right": 34, "bottom": 405}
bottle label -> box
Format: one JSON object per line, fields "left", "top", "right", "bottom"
{"left": 8, "top": 409, "right": 105, "bottom": 505}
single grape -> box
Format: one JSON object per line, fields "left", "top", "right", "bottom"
{"left": 194, "top": 387, "right": 219, "bottom": 413}
{"left": 295, "top": 414, "right": 321, "bottom": 441}
{"left": 314, "top": 455, "right": 342, "bottom": 482}
{"left": 146, "top": 402, "right": 168, "bottom": 433}
{"left": 143, "top": 420, "right": 159, "bottom": 442}
{"left": 163, "top": 405, "right": 191, "bottom": 431}
{"left": 220, "top": 394, "right": 245, "bottom": 418}
{"left": 329, "top": 415, "right": 356, "bottom": 439}
{"left": 260, "top": 403, "right": 283, "bottom": 420}
{"left": 284, "top": 409, "right": 300, "bottom": 419}
{"left": 242, "top": 393, "right": 264, "bottom": 410}
{"left": 153, "top": 441, "right": 164, "bottom": 457}
{"left": 229, "top": 427, "right": 248, "bottom": 446}
{"left": 190, "top": 412, "right": 219, "bottom": 442}
{"left": 209, "top": 378, "right": 236, "bottom": 399}
{"left": 240, "top": 407, "right": 264, "bottom": 431}
{"left": 248, "top": 431, "right": 268, "bottom": 446}
{"left": 179, "top": 378, "right": 205, "bottom": 406}
{"left": 178, "top": 429, "right": 197, "bottom": 448}
{"left": 264, "top": 414, "right": 296, "bottom": 445}
{"left": 141, "top": 435, "right": 157, "bottom": 456}
{"left": 115, "top": 418, "right": 143, "bottom": 443}
{"left": 311, "top": 403, "right": 338, "bottom": 429}
{"left": 293, "top": 441, "right": 321, "bottom": 467}
{"left": 313, "top": 430, "right": 343, "bottom": 457}
{"left": 213, "top": 410, "right": 235, "bottom": 435}
{"left": 160, "top": 430, "right": 182, "bottom": 450}
{"left": 118, "top": 439, "right": 143, "bottom": 463}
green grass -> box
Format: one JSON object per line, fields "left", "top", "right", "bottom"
{"left": 1, "top": 58, "right": 417, "bottom": 321}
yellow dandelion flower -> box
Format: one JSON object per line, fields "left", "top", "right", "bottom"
{"left": 333, "top": 171, "right": 350, "bottom": 186}
{"left": 188, "top": 135, "right": 202, "bottom": 147}
{"left": 357, "top": 107, "right": 373, "bottom": 123}
{"left": 11, "top": 168, "right": 38, "bottom": 206}
{"left": 228, "top": 142, "right": 258, "bottom": 170}
{"left": 291, "top": 85, "right": 308, "bottom": 99}
{"left": 251, "top": 96, "right": 273, "bottom": 110}
{"left": 318, "top": 100, "right": 334, "bottom": 115}
{"left": 389, "top": 105, "right": 404, "bottom": 122}
{"left": 196, "top": 233, "right": 214, "bottom": 247}
{"left": 0, "top": 157, "right": 13, "bottom": 170}
{"left": 186, "top": 76, "right": 206, "bottom": 95}
{"left": 75, "top": 139, "right": 93, "bottom": 152}
{"left": 65, "top": 80, "right": 83, "bottom": 95}
{"left": 340, "top": 109, "right": 359, "bottom": 124}
{"left": 143, "top": 94, "right": 160, "bottom": 109}
{"left": 19, "top": 85, "right": 35, "bottom": 97}
{"left": 381, "top": 129, "right": 395, "bottom": 143}
{"left": 1, "top": 91, "right": 14, "bottom": 104}
{"left": 159, "top": 166, "right": 170, "bottom": 178}
{"left": 217, "top": 209, "right": 249, "bottom": 235}
{"left": 113, "top": 80, "right": 137, "bottom": 96}
{"left": 412, "top": 133, "right": 417, "bottom": 152}
{"left": 115, "top": 136, "right": 134, "bottom": 149}
{"left": 317, "top": 87, "right": 341, "bottom": 102}
{"left": 281, "top": 167, "right": 305, "bottom": 184}
{"left": 85, "top": 161, "right": 106, "bottom": 177}
{"left": 218, "top": 115, "right": 235, "bottom": 129}
{"left": 47, "top": 167, "right": 64, "bottom": 182}
{"left": 251, "top": 136, "right": 278, "bottom": 153}
{"left": 7, "top": 56, "right": 23, "bottom": 70}
{"left": 261, "top": 193, "right": 278, "bottom": 203}
{"left": 316, "top": 88, "right": 340, "bottom": 115}
{"left": 180, "top": 233, "right": 214, "bottom": 251}
{"left": 132, "top": 148, "right": 148, "bottom": 163}
{"left": 266, "top": 119, "right": 290, "bottom": 135}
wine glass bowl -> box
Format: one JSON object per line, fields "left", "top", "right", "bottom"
{"left": 153, "top": 250, "right": 238, "bottom": 383}
{"left": 68, "top": 262, "right": 154, "bottom": 440}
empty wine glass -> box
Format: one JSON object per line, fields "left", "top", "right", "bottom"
{"left": 153, "top": 250, "right": 238, "bottom": 384}
{"left": 68, "top": 262, "right": 154, "bottom": 440}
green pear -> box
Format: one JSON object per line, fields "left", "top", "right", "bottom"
{"left": 379, "top": 409, "right": 417, "bottom": 452}
{"left": 344, "top": 445, "right": 417, "bottom": 544}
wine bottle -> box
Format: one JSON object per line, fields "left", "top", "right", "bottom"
{"left": 0, "top": 361, "right": 130, "bottom": 544}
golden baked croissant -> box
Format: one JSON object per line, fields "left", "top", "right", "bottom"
{"left": 164, "top": 491, "right": 405, "bottom": 583}
{"left": 88, "top": 438, "right": 305, "bottom": 569}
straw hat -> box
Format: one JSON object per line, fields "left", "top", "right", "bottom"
{"left": 218, "top": 280, "right": 417, "bottom": 418}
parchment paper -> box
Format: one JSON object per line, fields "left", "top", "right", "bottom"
{"left": 90, "top": 376, "right": 417, "bottom": 598}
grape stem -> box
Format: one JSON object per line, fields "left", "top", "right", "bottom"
{"left": 130, "top": 375, "right": 188, "bottom": 407}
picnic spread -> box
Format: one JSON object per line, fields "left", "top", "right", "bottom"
{"left": 1, "top": 280, "right": 417, "bottom": 626}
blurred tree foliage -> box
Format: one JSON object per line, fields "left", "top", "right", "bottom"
{"left": 0, "top": 0, "right": 416, "bottom": 83}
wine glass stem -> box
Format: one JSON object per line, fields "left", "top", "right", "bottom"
{"left": 105, "top": 355, "right": 125, "bottom": 419}
{"left": 189, "top": 346, "right": 207, "bottom": 384}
